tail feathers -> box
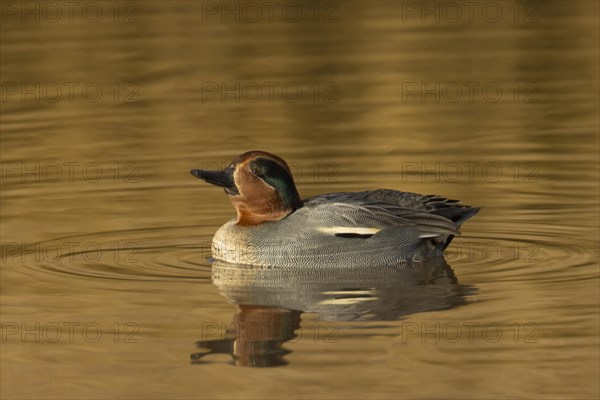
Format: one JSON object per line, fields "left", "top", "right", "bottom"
{"left": 427, "top": 207, "right": 479, "bottom": 250}
{"left": 432, "top": 206, "right": 480, "bottom": 227}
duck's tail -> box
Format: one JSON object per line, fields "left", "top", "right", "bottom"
{"left": 432, "top": 206, "right": 480, "bottom": 250}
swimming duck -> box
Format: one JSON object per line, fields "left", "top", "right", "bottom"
{"left": 191, "top": 151, "right": 478, "bottom": 267}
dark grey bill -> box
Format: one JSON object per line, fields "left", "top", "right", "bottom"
{"left": 190, "top": 168, "right": 239, "bottom": 195}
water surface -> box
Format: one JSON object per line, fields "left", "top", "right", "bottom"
{"left": 1, "top": 1, "right": 599, "bottom": 399}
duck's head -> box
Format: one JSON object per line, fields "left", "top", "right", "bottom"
{"left": 191, "top": 151, "right": 303, "bottom": 226}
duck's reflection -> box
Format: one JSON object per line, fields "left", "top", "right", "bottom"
{"left": 192, "top": 258, "right": 474, "bottom": 367}
{"left": 192, "top": 305, "right": 300, "bottom": 367}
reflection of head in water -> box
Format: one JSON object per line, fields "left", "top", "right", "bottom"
{"left": 192, "top": 306, "right": 301, "bottom": 367}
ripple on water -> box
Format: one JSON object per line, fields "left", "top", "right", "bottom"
{"left": 2, "top": 226, "right": 213, "bottom": 285}
{"left": 445, "top": 225, "right": 598, "bottom": 285}
{"left": 3, "top": 219, "right": 596, "bottom": 320}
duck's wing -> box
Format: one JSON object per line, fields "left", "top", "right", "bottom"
{"left": 306, "top": 189, "right": 479, "bottom": 227}
{"left": 304, "top": 189, "right": 479, "bottom": 244}
{"left": 303, "top": 197, "right": 455, "bottom": 240}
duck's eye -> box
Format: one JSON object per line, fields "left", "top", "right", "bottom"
{"left": 250, "top": 167, "right": 260, "bottom": 176}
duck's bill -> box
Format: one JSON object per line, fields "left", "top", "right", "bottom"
{"left": 190, "top": 168, "right": 238, "bottom": 195}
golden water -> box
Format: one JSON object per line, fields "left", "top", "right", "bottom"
{"left": 1, "top": 1, "right": 599, "bottom": 398}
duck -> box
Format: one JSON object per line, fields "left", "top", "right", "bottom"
{"left": 190, "top": 150, "right": 479, "bottom": 267}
